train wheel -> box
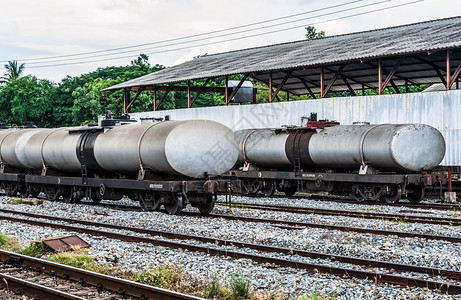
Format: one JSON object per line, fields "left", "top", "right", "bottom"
{"left": 283, "top": 186, "right": 297, "bottom": 197}
{"left": 197, "top": 194, "right": 216, "bottom": 215}
{"left": 27, "top": 185, "right": 41, "bottom": 198}
{"left": 380, "top": 185, "right": 402, "bottom": 204}
{"left": 138, "top": 193, "right": 162, "bottom": 212}
{"left": 44, "top": 187, "right": 60, "bottom": 201}
{"left": 353, "top": 191, "right": 365, "bottom": 202}
{"left": 4, "top": 183, "right": 18, "bottom": 197}
{"left": 61, "top": 188, "right": 74, "bottom": 204}
{"left": 407, "top": 185, "right": 425, "bottom": 204}
{"left": 260, "top": 180, "right": 275, "bottom": 197}
{"left": 164, "top": 193, "right": 184, "bottom": 215}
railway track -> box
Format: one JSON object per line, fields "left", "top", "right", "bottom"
{"left": 216, "top": 201, "right": 461, "bottom": 226}
{"left": 0, "top": 249, "right": 200, "bottom": 300}
{"left": 218, "top": 193, "right": 461, "bottom": 211}
{"left": 0, "top": 208, "right": 461, "bottom": 294}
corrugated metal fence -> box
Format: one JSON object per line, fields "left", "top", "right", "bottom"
{"left": 129, "top": 90, "right": 461, "bottom": 166}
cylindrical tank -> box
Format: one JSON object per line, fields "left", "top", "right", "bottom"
{"left": 0, "top": 120, "right": 239, "bottom": 178}
{"left": 235, "top": 123, "right": 445, "bottom": 172}
{"left": 0, "top": 129, "right": 46, "bottom": 169}
{"left": 93, "top": 120, "right": 238, "bottom": 178}
{"left": 24, "top": 128, "right": 82, "bottom": 173}
{"left": 309, "top": 124, "right": 445, "bottom": 171}
{"left": 235, "top": 129, "right": 290, "bottom": 168}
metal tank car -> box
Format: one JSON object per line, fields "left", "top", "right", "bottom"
{"left": 0, "top": 115, "right": 239, "bottom": 215}
{"left": 229, "top": 117, "right": 446, "bottom": 204}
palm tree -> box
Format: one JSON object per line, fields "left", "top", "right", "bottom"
{"left": 1, "top": 61, "right": 25, "bottom": 83}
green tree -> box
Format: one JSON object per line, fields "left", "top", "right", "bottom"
{"left": 0, "top": 76, "right": 55, "bottom": 127}
{"left": 57, "top": 54, "right": 165, "bottom": 124}
{"left": 305, "top": 26, "right": 325, "bottom": 40}
{"left": 1, "top": 61, "right": 25, "bottom": 83}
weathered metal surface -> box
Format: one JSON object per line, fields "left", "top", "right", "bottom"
{"left": 129, "top": 90, "right": 461, "bottom": 166}
{"left": 41, "top": 235, "right": 90, "bottom": 252}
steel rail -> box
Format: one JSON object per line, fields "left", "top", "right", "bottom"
{"left": 185, "top": 212, "right": 461, "bottom": 243}
{"left": 216, "top": 201, "right": 461, "bottom": 226}
{"left": 0, "top": 210, "right": 461, "bottom": 293}
{"left": 1, "top": 208, "right": 460, "bottom": 280}
{"left": 2, "top": 206, "right": 461, "bottom": 243}
{"left": 0, "top": 272, "right": 85, "bottom": 300}
{"left": 0, "top": 250, "right": 202, "bottom": 300}
{"left": 217, "top": 194, "right": 461, "bottom": 211}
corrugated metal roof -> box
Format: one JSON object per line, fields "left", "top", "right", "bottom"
{"left": 105, "top": 16, "right": 461, "bottom": 91}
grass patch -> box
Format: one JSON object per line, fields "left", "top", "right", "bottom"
{"left": 48, "top": 252, "right": 112, "bottom": 275}
{"left": 0, "top": 232, "right": 21, "bottom": 252}
{"left": 8, "top": 198, "right": 22, "bottom": 205}
{"left": 135, "top": 265, "right": 181, "bottom": 289}
{"left": 20, "top": 242, "right": 47, "bottom": 257}
{"left": 203, "top": 274, "right": 231, "bottom": 299}
{"left": 230, "top": 273, "right": 252, "bottom": 299}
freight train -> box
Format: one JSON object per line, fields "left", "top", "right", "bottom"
{"left": 229, "top": 118, "right": 446, "bottom": 204}
{"left": 0, "top": 115, "right": 447, "bottom": 214}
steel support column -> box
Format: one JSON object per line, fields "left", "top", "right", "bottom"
{"left": 447, "top": 49, "right": 451, "bottom": 90}
{"left": 378, "top": 59, "right": 382, "bottom": 95}
{"left": 320, "top": 67, "right": 324, "bottom": 98}
{"left": 187, "top": 81, "right": 191, "bottom": 108}
{"left": 123, "top": 88, "right": 130, "bottom": 113}
{"left": 269, "top": 71, "right": 273, "bottom": 102}
{"left": 153, "top": 85, "right": 157, "bottom": 111}
{"left": 225, "top": 76, "right": 229, "bottom": 105}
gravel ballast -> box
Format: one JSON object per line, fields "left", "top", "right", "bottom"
{"left": 0, "top": 195, "right": 460, "bottom": 299}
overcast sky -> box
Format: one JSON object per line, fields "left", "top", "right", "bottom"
{"left": 1, "top": 0, "right": 460, "bottom": 82}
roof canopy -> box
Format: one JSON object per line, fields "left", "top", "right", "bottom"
{"left": 105, "top": 16, "right": 461, "bottom": 111}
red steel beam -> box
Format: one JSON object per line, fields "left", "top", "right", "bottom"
{"left": 321, "top": 64, "right": 345, "bottom": 98}
{"left": 132, "top": 85, "right": 226, "bottom": 93}
{"left": 449, "top": 63, "right": 461, "bottom": 88}
{"left": 271, "top": 71, "right": 292, "bottom": 102}
{"left": 154, "top": 85, "right": 174, "bottom": 110}
{"left": 380, "top": 57, "right": 402, "bottom": 94}
{"left": 227, "top": 75, "right": 248, "bottom": 104}
{"left": 125, "top": 87, "right": 144, "bottom": 113}
{"left": 190, "top": 78, "right": 210, "bottom": 107}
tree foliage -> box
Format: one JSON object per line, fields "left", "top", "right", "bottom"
{"left": 305, "top": 26, "right": 325, "bottom": 40}
{"left": 1, "top": 61, "right": 26, "bottom": 84}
